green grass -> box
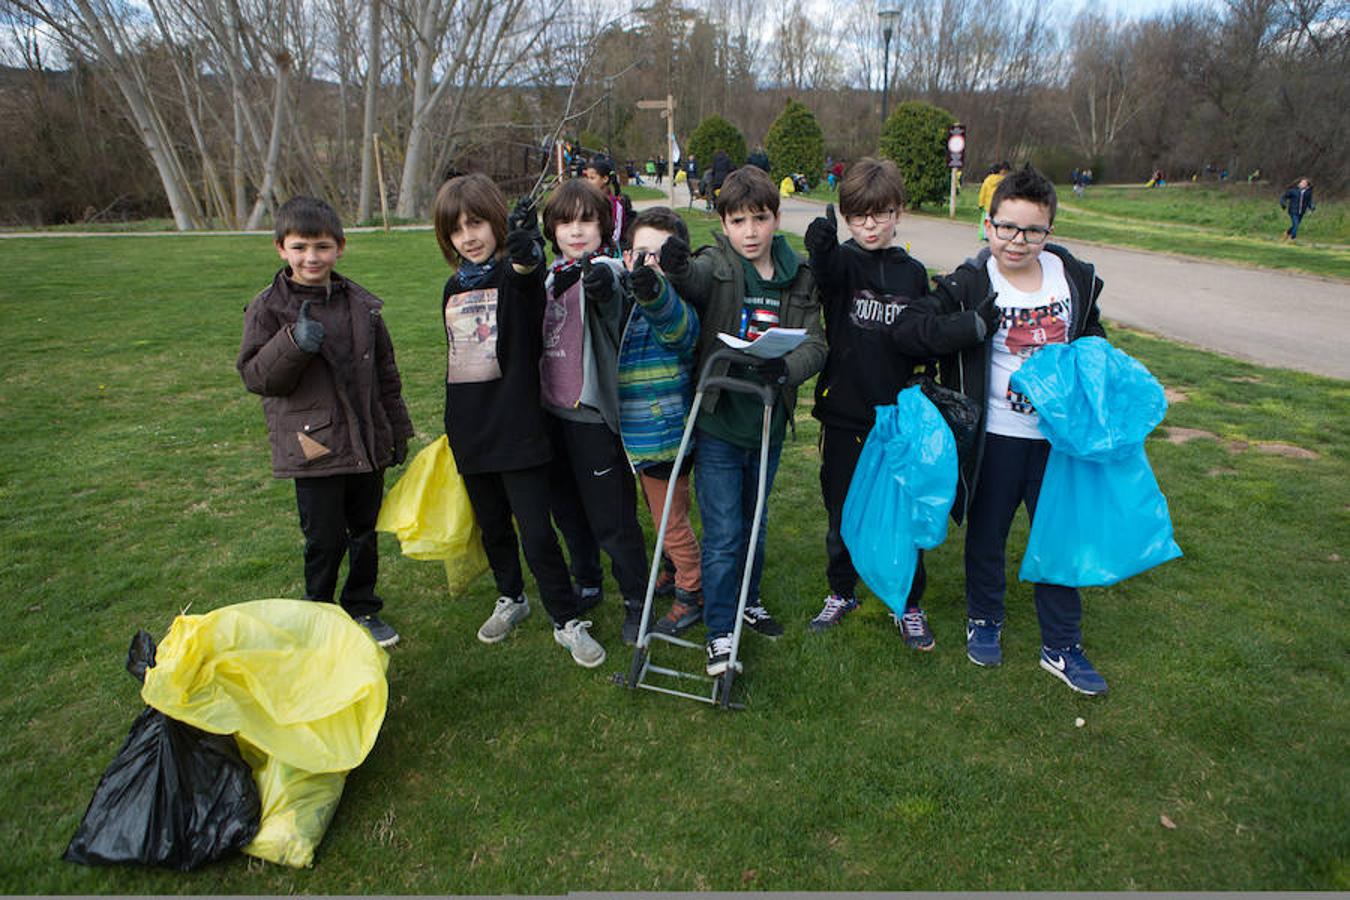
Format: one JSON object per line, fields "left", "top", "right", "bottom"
{"left": 1, "top": 231, "right": 1347, "bottom": 892}
{"left": 623, "top": 185, "right": 667, "bottom": 201}
{"left": 912, "top": 183, "right": 1350, "bottom": 280}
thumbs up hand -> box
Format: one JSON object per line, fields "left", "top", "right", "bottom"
{"left": 805, "top": 203, "right": 838, "bottom": 256}
{"left": 291, "top": 299, "right": 325, "bottom": 353}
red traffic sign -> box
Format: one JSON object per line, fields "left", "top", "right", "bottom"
{"left": 946, "top": 123, "right": 966, "bottom": 168}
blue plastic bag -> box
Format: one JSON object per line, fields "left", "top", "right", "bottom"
{"left": 841, "top": 386, "right": 958, "bottom": 614}
{"left": 1010, "top": 337, "right": 1182, "bottom": 587}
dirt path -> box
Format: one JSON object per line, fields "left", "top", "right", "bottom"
{"left": 638, "top": 184, "right": 1350, "bottom": 380}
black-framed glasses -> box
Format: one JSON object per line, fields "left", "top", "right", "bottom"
{"left": 845, "top": 209, "right": 898, "bottom": 227}
{"left": 989, "top": 220, "right": 1051, "bottom": 244}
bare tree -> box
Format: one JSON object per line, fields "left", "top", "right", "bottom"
{"left": 1064, "top": 13, "right": 1148, "bottom": 162}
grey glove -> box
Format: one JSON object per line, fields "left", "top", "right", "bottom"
{"left": 292, "top": 299, "right": 325, "bottom": 353}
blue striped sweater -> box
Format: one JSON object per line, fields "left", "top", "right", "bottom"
{"left": 617, "top": 276, "right": 700, "bottom": 468}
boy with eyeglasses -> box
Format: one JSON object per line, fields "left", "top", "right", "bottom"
{"left": 907, "top": 164, "right": 1111, "bottom": 695}
{"left": 802, "top": 158, "right": 996, "bottom": 646}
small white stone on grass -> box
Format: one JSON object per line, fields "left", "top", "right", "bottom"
{"left": 1075, "top": 717, "right": 1086, "bottom": 728}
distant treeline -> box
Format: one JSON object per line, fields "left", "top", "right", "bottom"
{"left": 1, "top": 0, "right": 1343, "bottom": 227}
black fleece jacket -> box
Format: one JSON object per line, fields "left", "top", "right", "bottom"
{"left": 442, "top": 261, "right": 553, "bottom": 475}
{"left": 810, "top": 238, "right": 985, "bottom": 432}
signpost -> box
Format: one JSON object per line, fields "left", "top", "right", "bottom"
{"left": 637, "top": 96, "right": 677, "bottom": 207}
{"left": 946, "top": 123, "right": 966, "bottom": 219}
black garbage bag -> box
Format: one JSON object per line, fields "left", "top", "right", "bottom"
{"left": 63, "top": 631, "right": 260, "bottom": 871}
{"left": 908, "top": 373, "right": 981, "bottom": 466}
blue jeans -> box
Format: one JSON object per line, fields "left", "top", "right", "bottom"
{"left": 694, "top": 431, "right": 783, "bottom": 638}
{"left": 1287, "top": 212, "right": 1303, "bottom": 238}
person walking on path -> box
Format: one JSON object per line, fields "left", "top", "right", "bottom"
{"left": 1280, "top": 178, "right": 1315, "bottom": 241}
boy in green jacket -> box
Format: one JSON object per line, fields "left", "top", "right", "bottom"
{"left": 660, "top": 166, "right": 826, "bottom": 675}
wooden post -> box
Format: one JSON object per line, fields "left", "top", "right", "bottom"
{"left": 373, "top": 133, "right": 390, "bottom": 232}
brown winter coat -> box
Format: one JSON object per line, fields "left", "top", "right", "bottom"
{"left": 237, "top": 268, "right": 414, "bottom": 479}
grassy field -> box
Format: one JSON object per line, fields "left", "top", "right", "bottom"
{"left": 0, "top": 227, "right": 1346, "bottom": 892}
{"left": 910, "top": 182, "right": 1349, "bottom": 280}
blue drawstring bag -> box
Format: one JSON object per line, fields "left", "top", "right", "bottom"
{"left": 1010, "top": 337, "right": 1182, "bottom": 587}
{"left": 841, "top": 386, "right": 958, "bottom": 614}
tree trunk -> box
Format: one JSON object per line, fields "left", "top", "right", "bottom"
{"left": 246, "top": 50, "right": 292, "bottom": 230}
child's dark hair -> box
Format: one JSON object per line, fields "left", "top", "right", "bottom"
{"left": 839, "top": 157, "right": 906, "bottom": 219}
{"left": 432, "top": 173, "right": 508, "bottom": 265}
{"left": 715, "top": 166, "right": 779, "bottom": 218}
{"left": 989, "top": 164, "right": 1058, "bottom": 223}
{"left": 274, "top": 196, "right": 344, "bottom": 243}
{"left": 542, "top": 178, "right": 614, "bottom": 254}
{"left": 623, "top": 206, "right": 689, "bottom": 249}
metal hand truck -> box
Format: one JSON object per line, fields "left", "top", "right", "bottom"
{"left": 619, "top": 346, "right": 778, "bottom": 710}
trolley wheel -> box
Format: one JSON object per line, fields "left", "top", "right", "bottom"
{"left": 718, "top": 669, "right": 736, "bottom": 708}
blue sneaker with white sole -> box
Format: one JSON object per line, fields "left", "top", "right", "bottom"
{"left": 1039, "top": 645, "right": 1108, "bottom": 696}
{"left": 965, "top": 617, "right": 1003, "bottom": 667}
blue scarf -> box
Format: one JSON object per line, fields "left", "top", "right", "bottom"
{"left": 455, "top": 258, "right": 497, "bottom": 290}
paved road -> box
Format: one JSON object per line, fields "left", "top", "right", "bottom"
{"left": 637, "top": 184, "right": 1350, "bottom": 380}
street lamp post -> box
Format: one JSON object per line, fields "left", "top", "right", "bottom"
{"left": 878, "top": 3, "right": 901, "bottom": 126}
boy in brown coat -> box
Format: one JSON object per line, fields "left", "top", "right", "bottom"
{"left": 237, "top": 196, "right": 414, "bottom": 646}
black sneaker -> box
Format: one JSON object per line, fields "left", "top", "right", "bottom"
{"left": 575, "top": 583, "right": 603, "bottom": 614}
{"left": 621, "top": 603, "right": 650, "bottom": 646}
{"left": 705, "top": 634, "right": 742, "bottom": 676}
{"left": 354, "top": 614, "right": 400, "bottom": 648}
{"left": 742, "top": 602, "right": 784, "bottom": 639}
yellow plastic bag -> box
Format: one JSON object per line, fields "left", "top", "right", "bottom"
{"left": 376, "top": 435, "right": 488, "bottom": 595}
{"left": 141, "top": 599, "right": 389, "bottom": 868}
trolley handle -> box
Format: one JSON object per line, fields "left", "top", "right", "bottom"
{"left": 697, "top": 347, "right": 780, "bottom": 406}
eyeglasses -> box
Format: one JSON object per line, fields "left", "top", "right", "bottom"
{"left": 845, "top": 209, "right": 898, "bottom": 227}
{"left": 989, "top": 220, "right": 1052, "bottom": 244}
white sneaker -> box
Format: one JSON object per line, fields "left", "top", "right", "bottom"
{"left": 477, "top": 594, "right": 530, "bottom": 644}
{"left": 553, "top": 619, "right": 606, "bottom": 668}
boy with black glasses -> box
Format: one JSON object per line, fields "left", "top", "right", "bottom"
{"left": 906, "top": 165, "right": 1111, "bottom": 695}
{"left": 803, "top": 157, "right": 994, "bottom": 647}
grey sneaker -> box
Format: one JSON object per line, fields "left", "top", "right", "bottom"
{"left": 477, "top": 594, "right": 530, "bottom": 644}
{"left": 354, "top": 614, "right": 400, "bottom": 648}
{"left": 553, "top": 619, "right": 606, "bottom": 668}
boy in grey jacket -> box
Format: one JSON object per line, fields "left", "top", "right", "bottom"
{"left": 237, "top": 196, "right": 414, "bottom": 647}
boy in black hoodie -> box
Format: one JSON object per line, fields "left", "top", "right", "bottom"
{"left": 803, "top": 158, "right": 996, "bottom": 648}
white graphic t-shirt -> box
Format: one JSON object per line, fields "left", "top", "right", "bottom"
{"left": 985, "top": 252, "right": 1072, "bottom": 439}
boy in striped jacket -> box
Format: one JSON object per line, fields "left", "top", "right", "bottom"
{"left": 617, "top": 207, "right": 704, "bottom": 636}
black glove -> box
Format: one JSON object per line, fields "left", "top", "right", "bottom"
{"left": 658, "top": 235, "right": 690, "bottom": 277}
{"left": 505, "top": 227, "right": 538, "bottom": 267}
{"left": 805, "top": 203, "right": 838, "bottom": 256}
{"left": 630, "top": 259, "right": 662, "bottom": 303}
{"left": 391, "top": 437, "right": 408, "bottom": 467}
{"left": 974, "top": 294, "right": 1001, "bottom": 340}
{"left": 292, "top": 299, "right": 325, "bottom": 353}
{"left": 756, "top": 356, "right": 788, "bottom": 385}
{"left": 581, "top": 258, "right": 614, "bottom": 305}
{"left": 507, "top": 196, "right": 537, "bottom": 233}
